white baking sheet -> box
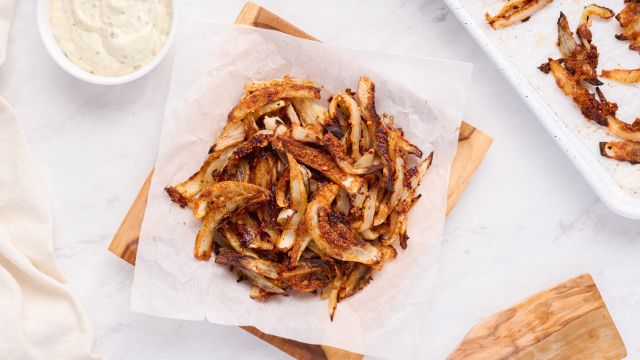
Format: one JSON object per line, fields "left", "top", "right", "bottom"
{"left": 444, "top": 0, "right": 640, "bottom": 218}
{"left": 130, "top": 21, "right": 472, "bottom": 359}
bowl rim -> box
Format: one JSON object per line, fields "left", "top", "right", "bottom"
{"left": 36, "top": 0, "right": 177, "bottom": 86}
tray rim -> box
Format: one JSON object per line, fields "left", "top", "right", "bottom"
{"left": 442, "top": 0, "right": 640, "bottom": 219}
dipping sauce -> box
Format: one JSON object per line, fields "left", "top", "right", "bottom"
{"left": 49, "top": 0, "right": 172, "bottom": 77}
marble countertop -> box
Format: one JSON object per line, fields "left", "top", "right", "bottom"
{"left": 2, "top": 0, "right": 638, "bottom": 359}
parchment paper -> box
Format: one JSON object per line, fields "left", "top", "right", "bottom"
{"left": 464, "top": 0, "right": 640, "bottom": 198}
{"left": 131, "top": 21, "right": 472, "bottom": 359}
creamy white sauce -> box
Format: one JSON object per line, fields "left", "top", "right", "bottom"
{"left": 50, "top": 0, "right": 172, "bottom": 77}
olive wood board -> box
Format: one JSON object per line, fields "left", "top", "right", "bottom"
{"left": 448, "top": 274, "right": 626, "bottom": 360}
{"left": 108, "top": 2, "right": 495, "bottom": 359}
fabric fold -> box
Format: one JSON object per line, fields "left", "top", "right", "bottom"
{"left": 0, "top": 1, "right": 100, "bottom": 355}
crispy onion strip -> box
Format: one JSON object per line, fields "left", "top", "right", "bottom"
{"left": 352, "top": 182, "right": 368, "bottom": 209}
{"left": 292, "top": 125, "right": 323, "bottom": 144}
{"left": 244, "top": 77, "right": 316, "bottom": 95}
{"left": 323, "top": 133, "right": 383, "bottom": 175}
{"left": 355, "top": 149, "right": 377, "bottom": 168}
{"left": 600, "top": 140, "right": 640, "bottom": 164}
{"left": 547, "top": 59, "right": 614, "bottom": 126}
{"left": 251, "top": 153, "right": 277, "bottom": 190}
{"left": 275, "top": 165, "right": 290, "bottom": 208}
{"left": 193, "top": 183, "right": 269, "bottom": 260}
{"left": 305, "top": 184, "right": 381, "bottom": 264}
{"left": 190, "top": 182, "right": 269, "bottom": 219}
{"left": 329, "top": 92, "right": 363, "bottom": 160}
{"left": 165, "top": 144, "right": 242, "bottom": 206}
{"left": 292, "top": 98, "right": 329, "bottom": 126}
{"left": 615, "top": 1, "right": 640, "bottom": 53}
{"left": 220, "top": 223, "right": 257, "bottom": 258}
{"left": 214, "top": 121, "right": 247, "bottom": 153}
{"left": 255, "top": 100, "right": 286, "bottom": 119}
{"left": 373, "top": 194, "right": 391, "bottom": 226}
{"left": 485, "top": 0, "right": 554, "bottom": 30}
{"left": 607, "top": 116, "right": 640, "bottom": 142}
{"left": 388, "top": 156, "right": 405, "bottom": 209}
{"left": 370, "top": 245, "right": 398, "bottom": 271}
{"left": 228, "top": 84, "right": 320, "bottom": 123}
{"left": 358, "top": 184, "right": 379, "bottom": 233}
{"left": 281, "top": 137, "right": 363, "bottom": 194}
{"left": 239, "top": 269, "right": 286, "bottom": 295}
{"left": 277, "top": 153, "right": 308, "bottom": 251}
{"left": 338, "top": 264, "right": 372, "bottom": 301}
{"left": 581, "top": 4, "right": 614, "bottom": 26}
{"left": 335, "top": 187, "right": 350, "bottom": 216}
{"left": 216, "top": 248, "right": 282, "bottom": 279}
{"left": 601, "top": 68, "right": 640, "bottom": 84}
{"left": 357, "top": 77, "right": 394, "bottom": 191}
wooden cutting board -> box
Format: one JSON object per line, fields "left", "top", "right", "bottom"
{"left": 106, "top": 3, "right": 625, "bottom": 359}
{"left": 448, "top": 274, "right": 626, "bottom": 360}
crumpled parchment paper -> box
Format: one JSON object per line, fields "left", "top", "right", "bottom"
{"left": 131, "top": 21, "right": 472, "bottom": 359}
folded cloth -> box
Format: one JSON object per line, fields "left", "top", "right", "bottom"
{"left": 0, "top": 98, "right": 101, "bottom": 360}
{"left": 0, "top": 2, "right": 100, "bottom": 356}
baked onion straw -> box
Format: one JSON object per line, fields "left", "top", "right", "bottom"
{"left": 166, "top": 76, "right": 432, "bottom": 319}
{"left": 538, "top": 9, "right": 640, "bottom": 165}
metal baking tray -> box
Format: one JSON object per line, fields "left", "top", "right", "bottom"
{"left": 443, "top": 0, "right": 640, "bottom": 219}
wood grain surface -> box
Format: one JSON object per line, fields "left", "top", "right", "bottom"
{"left": 448, "top": 274, "right": 626, "bottom": 360}
{"left": 106, "top": 2, "right": 493, "bottom": 359}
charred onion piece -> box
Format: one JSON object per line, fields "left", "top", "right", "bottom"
{"left": 329, "top": 92, "right": 363, "bottom": 160}
{"left": 546, "top": 59, "right": 616, "bottom": 126}
{"left": 282, "top": 258, "right": 334, "bottom": 292}
{"left": 338, "top": 263, "right": 373, "bottom": 300}
{"left": 357, "top": 77, "right": 394, "bottom": 191}
{"left": 305, "top": 184, "right": 381, "bottom": 265}
{"left": 216, "top": 248, "right": 282, "bottom": 279}
{"left": 581, "top": 4, "right": 615, "bottom": 27}
{"left": 277, "top": 153, "right": 308, "bottom": 251}
{"left": 244, "top": 76, "right": 316, "bottom": 95}
{"left": 615, "top": 1, "right": 640, "bottom": 53}
{"left": 291, "top": 98, "right": 329, "bottom": 126}
{"left": 607, "top": 116, "right": 640, "bottom": 142}
{"left": 556, "top": 12, "right": 602, "bottom": 86}
{"left": 578, "top": 5, "right": 614, "bottom": 51}
{"left": 192, "top": 182, "right": 269, "bottom": 260}
{"left": 281, "top": 137, "right": 363, "bottom": 194}
{"left": 485, "top": 0, "right": 554, "bottom": 30}
{"left": 600, "top": 140, "right": 640, "bottom": 164}
{"left": 214, "top": 121, "right": 247, "bottom": 153}
{"left": 323, "top": 133, "right": 383, "bottom": 175}
{"left": 545, "top": 59, "right": 640, "bottom": 157}
{"left": 165, "top": 124, "right": 245, "bottom": 206}
{"left": 601, "top": 68, "right": 640, "bottom": 84}
{"left": 239, "top": 269, "right": 286, "bottom": 295}
{"left": 190, "top": 182, "right": 269, "bottom": 219}
{"left": 231, "top": 130, "right": 273, "bottom": 160}
{"left": 228, "top": 84, "right": 321, "bottom": 123}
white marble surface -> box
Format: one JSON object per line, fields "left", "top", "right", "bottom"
{"left": 2, "top": 0, "right": 638, "bottom": 359}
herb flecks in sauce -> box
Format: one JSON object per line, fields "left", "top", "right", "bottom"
{"left": 50, "top": 0, "right": 172, "bottom": 77}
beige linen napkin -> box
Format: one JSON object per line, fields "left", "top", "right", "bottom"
{"left": 0, "top": 1, "right": 99, "bottom": 359}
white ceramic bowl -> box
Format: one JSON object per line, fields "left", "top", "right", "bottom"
{"left": 37, "top": 0, "right": 177, "bottom": 85}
